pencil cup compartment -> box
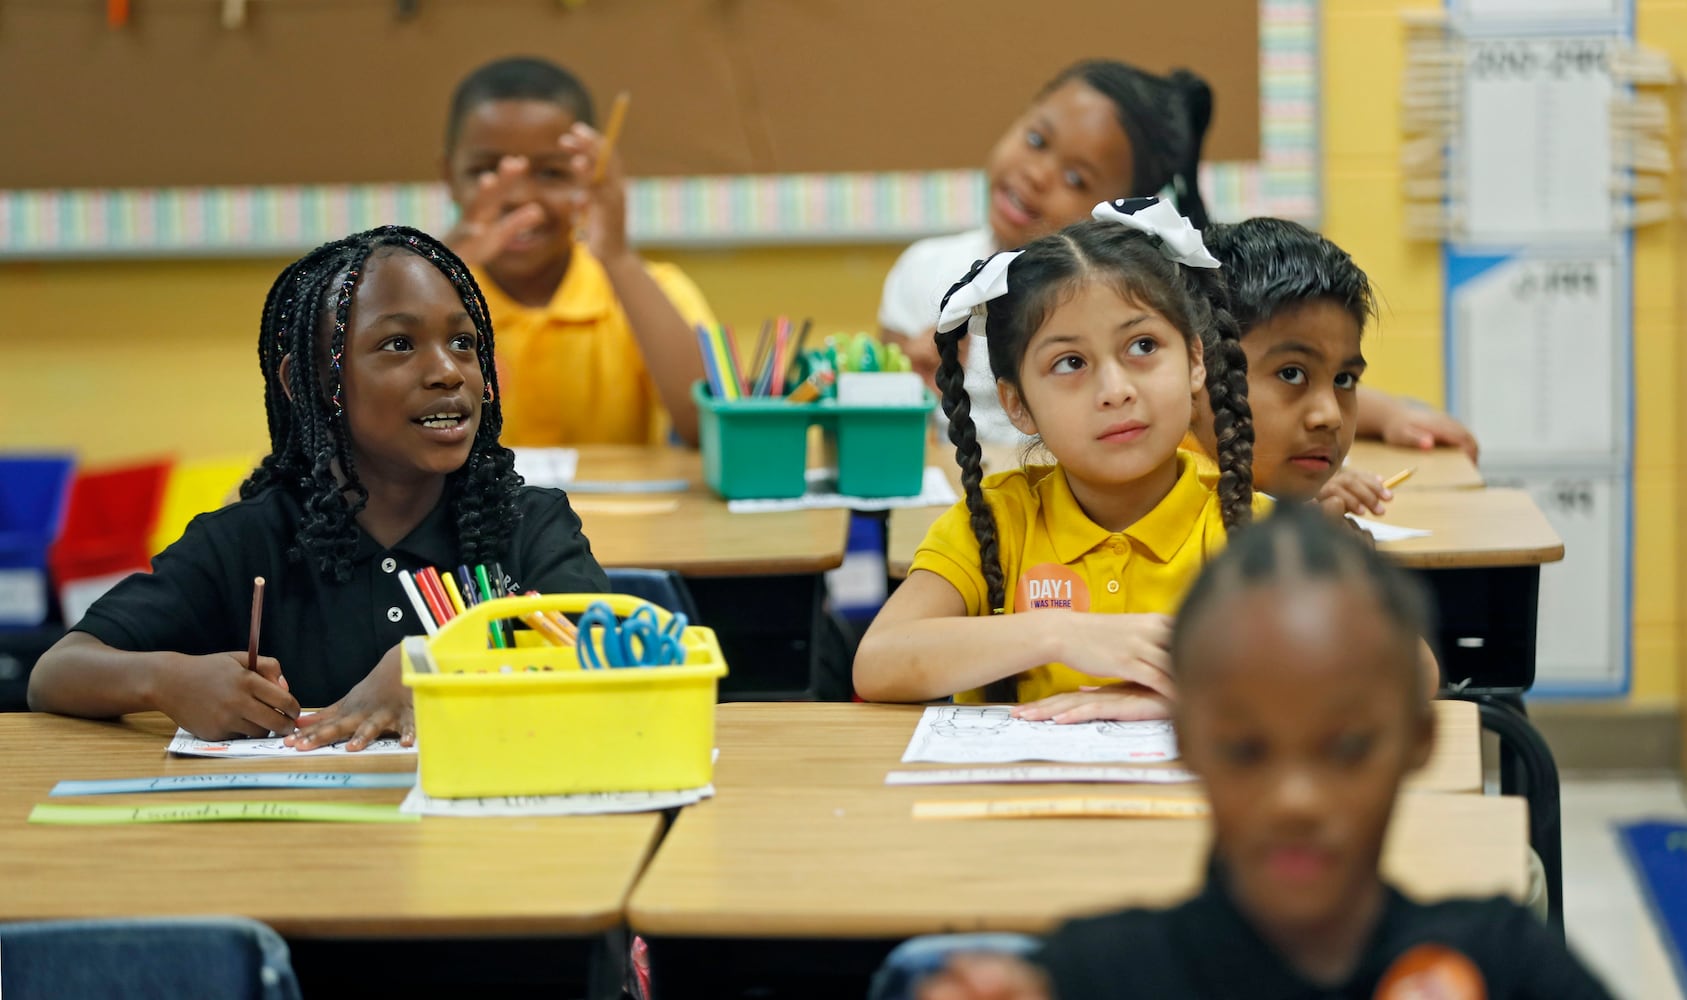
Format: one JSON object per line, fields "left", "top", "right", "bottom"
{"left": 693, "top": 380, "right": 935, "bottom": 500}
{"left": 401, "top": 592, "right": 727, "bottom": 798}
{"left": 694, "top": 382, "right": 812, "bottom": 500}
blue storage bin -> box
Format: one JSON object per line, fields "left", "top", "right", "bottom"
{"left": 0, "top": 455, "right": 76, "bottom": 628}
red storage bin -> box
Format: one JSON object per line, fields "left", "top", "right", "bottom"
{"left": 48, "top": 459, "right": 172, "bottom": 626}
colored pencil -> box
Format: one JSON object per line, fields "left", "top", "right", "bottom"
{"left": 397, "top": 571, "right": 439, "bottom": 637}
{"left": 245, "top": 576, "right": 265, "bottom": 671}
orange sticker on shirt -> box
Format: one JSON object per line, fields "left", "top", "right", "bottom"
{"left": 1015, "top": 563, "right": 1090, "bottom": 613}
{"left": 1374, "top": 944, "right": 1487, "bottom": 1000}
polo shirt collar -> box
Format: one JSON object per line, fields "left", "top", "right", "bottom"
{"left": 350, "top": 492, "right": 459, "bottom": 568}
{"left": 1169, "top": 861, "right": 1412, "bottom": 998}
{"left": 474, "top": 241, "right": 612, "bottom": 324}
{"left": 1038, "top": 453, "right": 1213, "bottom": 565}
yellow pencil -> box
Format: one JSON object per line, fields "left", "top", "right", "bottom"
{"left": 592, "top": 92, "right": 631, "bottom": 183}
{"left": 1382, "top": 467, "right": 1416, "bottom": 490}
{"left": 438, "top": 570, "right": 468, "bottom": 617}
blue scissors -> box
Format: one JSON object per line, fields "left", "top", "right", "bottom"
{"left": 576, "top": 601, "right": 688, "bottom": 669}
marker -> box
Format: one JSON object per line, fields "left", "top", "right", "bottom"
{"left": 1382, "top": 467, "right": 1417, "bottom": 490}
{"left": 246, "top": 576, "right": 265, "bottom": 671}
{"left": 438, "top": 570, "right": 468, "bottom": 618}
{"left": 474, "top": 565, "right": 508, "bottom": 649}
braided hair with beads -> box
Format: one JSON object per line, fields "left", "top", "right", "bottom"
{"left": 933, "top": 213, "right": 1254, "bottom": 702}
{"left": 243, "top": 225, "right": 521, "bottom": 584}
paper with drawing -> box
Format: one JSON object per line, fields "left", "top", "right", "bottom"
{"left": 901, "top": 706, "right": 1179, "bottom": 764}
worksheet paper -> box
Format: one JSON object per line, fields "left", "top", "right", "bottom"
{"left": 399, "top": 784, "right": 714, "bottom": 816}
{"left": 900, "top": 706, "right": 1178, "bottom": 764}
{"left": 168, "top": 730, "right": 417, "bottom": 758}
{"left": 728, "top": 467, "right": 958, "bottom": 513}
{"left": 1348, "top": 515, "right": 1433, "bottom": 542}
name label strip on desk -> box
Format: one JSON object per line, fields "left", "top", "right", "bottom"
{"left": 51, "top": 773, "right": 417, "bottom": 796}
{"left": 29, "top": 802, "right": 419, "bottom": 825}
{"left": 912, "top": 796, "right": 1210, "bottom": 820}
{"left": 886, "top": 766, "right": 1196, "bottom": 786}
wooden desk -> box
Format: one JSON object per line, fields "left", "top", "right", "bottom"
{"left": 1360, "top": 488, "right": 1563, "bottom": 569}
{"left": 568, "top": 446, "right": 849, "bottom": 577}
{"left": 626, "top": 703, "right": 1522, "bottom": 989}
{"left": 0, "top": 713, "right": 660, "bottom": 939}
{"left": 1346, "top": 441, "right": 1484, "bottom": 490}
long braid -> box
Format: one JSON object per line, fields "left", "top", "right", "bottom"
{"left": 935, "top": 263, "right": 1017, "bottom": 703}
{"left": 1186, "top": 268, "right": 1254, "bottom": 532}
{"left": 248, "top": 226, "right": 522, "bottom": 582}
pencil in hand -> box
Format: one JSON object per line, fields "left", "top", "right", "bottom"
{"left": 592, "top": 91, "right": 631, "bottom": 183}
{"left": 246, "top": 576, "right": 265, "bottom": 672}
{"left": 1382, "top": 467, "right": 1416, "bottom": 491}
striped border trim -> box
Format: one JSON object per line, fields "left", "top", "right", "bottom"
{"left": 0, "top": 0, "right": 1316, "bottom": 257}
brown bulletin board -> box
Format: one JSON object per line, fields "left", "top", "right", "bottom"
{"left": 0, "top": 0, "right": 1258, "bottom": 189}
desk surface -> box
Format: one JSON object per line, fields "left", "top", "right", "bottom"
{"left": 1345, "top": 441, "right": 1484, "bottom": 491}
{"left": 627, "top": 703, "right": 1517, "bottom": 939}
{"left": 888, "top": 486, "right": 1561, "bottom": 577}
{"left": 0, "top": 713, "right": 661, "bottom": 939}
{"left": 568, "top": 446, "right": 849, "bottom": 577}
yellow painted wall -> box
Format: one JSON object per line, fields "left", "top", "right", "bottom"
{"left": 1, "top": 1, "right": 1679, "bottom": 703}
{"left": 0, "top": 245, "right": 899, "bottom": 466}
{"left": 1325, "top": 0, "right": 1684, "bottom": 705}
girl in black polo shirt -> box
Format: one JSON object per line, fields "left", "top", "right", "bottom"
{"left": 912, "top": 504, "right": 1611, "bottom": 1000}
{"left": 29, "top": 226, "right": 607, "bottom": 749}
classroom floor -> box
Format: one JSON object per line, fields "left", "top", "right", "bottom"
{"left": 1561, "top": 775, "right": 1687, "bottom": 1000}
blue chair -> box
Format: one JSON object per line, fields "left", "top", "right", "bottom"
{"left": 868, "top": 932, "right": 1041, "bottom": 1000}
{"left": 0, "top": 915, "right": 301, "bottom": 1000}
{"left": 603, "top": 567, "right": 701, "bottom": 622}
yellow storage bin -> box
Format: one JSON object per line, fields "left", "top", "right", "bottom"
{"left": 149, "top": 456, "right": 257, "bottom": 556}
{"left": 401, "top": 592, "right": 727, "bottom": 798}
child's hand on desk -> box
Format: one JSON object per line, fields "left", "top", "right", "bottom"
{"left": 1012, "top": 684, "right": 1172, "bottom": 724}
{"left": 1379, "top": 406, "right": 1480, "bottom": 463}
{"left": 917, "top": 953, "right": 1052, "bottom": 1000}
{"left": 441, "top": 156, "right": 548, "bottom": 269}
{"left": 557, "top": 122, "right": 629, "bottom": 263}
{"left": 285, "top": 646, "right": 414, "bottom": 752}
{"left": 1317, "top": 466, "right": 1391, "bottom": 516}
{"left": 157, "top": 653, "right": 298, "bottom": 740}
{"left": 1040, "top": 612, "right": 1176, "bottom": 701}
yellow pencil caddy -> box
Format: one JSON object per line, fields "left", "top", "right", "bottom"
{"left": 401, "top": 593, "right": 727, "bottom": 798}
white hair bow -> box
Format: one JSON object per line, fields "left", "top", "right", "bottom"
{"left": 1090, "top": 197, "right": 1221, "bottom": 269}
{"left": 934, "top": 250, "right": 1024, "bottom": 336}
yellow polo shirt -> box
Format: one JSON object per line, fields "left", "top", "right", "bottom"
{"left": 909, "top": 452, "right": 1271, "bottom": 702}
{"left": 477, "top": 245, "right": 717, "bottom": 446}
{"left": 1181, "top": 430, "right": 1221, "bottom": 484}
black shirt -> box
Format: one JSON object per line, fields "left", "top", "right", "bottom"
{"left": 1037, "top": 871, "right": 1614, "bottom": 1000}
{"left": 75, "top": 486, "right": 608, "bottom": 708}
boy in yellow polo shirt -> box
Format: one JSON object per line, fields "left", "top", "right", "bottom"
{"left": 441, "top": 57, "right": 713, "bottom": 446}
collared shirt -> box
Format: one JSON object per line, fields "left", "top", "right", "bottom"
{"left": 478, "top": 244, "right": 717, "bottom": 447}
{"left": 75, "top": 485, "right": 607, "bottom": 709}
{"left": 1036, "top": 870, "right": 1614, "bottom": 999}
{"left": 909, "top": 453, "right": 1271, "bottom": 702}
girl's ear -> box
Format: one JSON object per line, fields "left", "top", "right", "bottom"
{"left": 1187, "top": 334, "right": 1207, "bottom": 397}
{"left": 277, "top": 354, "right": 296, "bottom": 403}
{"left": 999, "top": 380, "right": 1038, "bottom": 437}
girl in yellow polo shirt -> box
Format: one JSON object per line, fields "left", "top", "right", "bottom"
{"left": 854, "top": 197, "right": 1267, "bottom": 720}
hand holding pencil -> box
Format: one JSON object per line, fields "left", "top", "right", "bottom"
{"left": 559, "top": 91, "right": 631, "bottom": 261}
